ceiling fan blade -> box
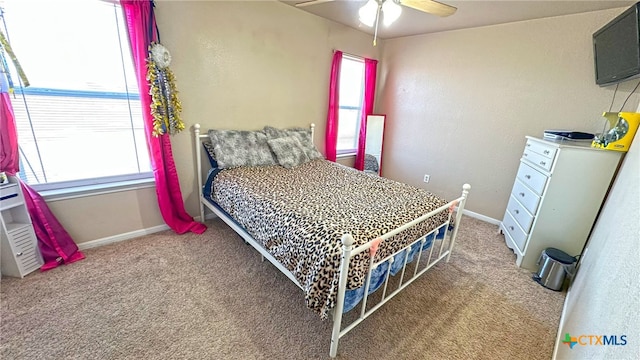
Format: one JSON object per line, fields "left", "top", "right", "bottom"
{"left": 400, "top": 0, "right": 457, "bottom": 17}
{"left": 294, "top": 0, "right": 335, "bottom": 7}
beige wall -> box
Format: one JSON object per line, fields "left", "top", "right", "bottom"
{"left": 48, "top": 4, "right": 640, "bottom": 243}
{"left": 553, "top": 131, "right": 639, "bottom": 359}
{"left": 377, "top": 8, "right": 640, "bottom": 220}
{"left": 46, "top": 187, "right": 164, "bottom": 244}
{"left": 49, "top": 1, "right": 380, "bottom": 244}
{"left": 156, "top": 0, "right": 381, "bottom": 219}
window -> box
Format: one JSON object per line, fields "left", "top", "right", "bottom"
{"left": 1, "top": 0, "right": 151, "bottom": 191}
{"left": 337, "top": 56, "right": 365, "bottom": 155}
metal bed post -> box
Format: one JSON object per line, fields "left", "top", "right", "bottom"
{"left": 330, "top": 234, "right": 355, "bottom": 358}
{"left": 310, "top": 123, "right": 315, "bottom": 143}
{"left": 447, "top": 184, "right": 470, "bottom": 262}
{"left": 194, "top": 124, "right": 205, "bottom": 223}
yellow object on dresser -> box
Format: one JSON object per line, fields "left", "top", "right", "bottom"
{"left": 592, "top": 112, "right": 640, "bottom": 152}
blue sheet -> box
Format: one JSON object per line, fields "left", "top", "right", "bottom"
{"left": 342, "top": 225, "right": 447, "bottom": 313}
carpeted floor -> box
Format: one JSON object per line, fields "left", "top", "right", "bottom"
{"left": 1, "top": 216, "right": 565, "bottom": 359}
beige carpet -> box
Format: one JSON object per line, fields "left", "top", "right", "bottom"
{"left": 1, "top": 216, "right": 565, "bottom": 359}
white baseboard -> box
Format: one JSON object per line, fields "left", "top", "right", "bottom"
{"left": 77, "top": 224, "right": 170, "bottom": 250}
{"left": 462, "top": 209, "right": 500, "bottom": 225}
{"left": 78, "top": 213, "right": 217, "bottom": 251}
{"left": 195, "top": 212, "right": 218, "bottom": 222}
{"left": 77, "top": 211, "right": 495, "bottom": 252}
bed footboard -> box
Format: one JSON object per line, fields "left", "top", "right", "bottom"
{"left": 329, "top": 184, "right": 471, "bottom": 358}
{"left": 194, "top": 123, "right": 471, "bottom": 358}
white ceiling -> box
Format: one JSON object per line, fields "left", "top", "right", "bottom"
{"left": 282, "top": 0, "right": 635, "bottom": 39}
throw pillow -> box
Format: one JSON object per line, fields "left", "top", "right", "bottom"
{"left": 267, "top": 136, "right": 310, "bottom": 169}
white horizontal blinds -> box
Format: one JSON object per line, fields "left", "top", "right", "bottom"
{"left": 337, "top": 57, "right": 365, "bottom": 153}
{"left": 2, "top": 0, "right": 150, "bottom": 189}
{"left": 11, "top": 92, "right": 149, "bottom": 185}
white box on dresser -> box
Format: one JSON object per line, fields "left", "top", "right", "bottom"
{"left": 500, "top": 137, "right": 622, "bottom": 271}
{"left": 0, "top": 176, "right": 43, "bottom": 278}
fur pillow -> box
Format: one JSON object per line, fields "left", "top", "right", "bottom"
{"left": 208, "top": 130, "right": 277, "bottom": 169}
{"left": 263, "top": 126, "right": 323, "bottom": 160}
{"left": 267, "top": 136, "right": 310, "bottom": 169}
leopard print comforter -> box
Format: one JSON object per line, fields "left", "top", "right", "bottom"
{"left": 210, "top": 159, "right": 450, "bottom": 319}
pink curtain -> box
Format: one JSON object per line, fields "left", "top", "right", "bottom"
{"left": 0, "top": 93, "right": 18, "bottom": 172}
{"left": 121, "top": 0, "right": 205, "bottom": 235}
{"left": 325, "top": 51, "right": 342, "bottom": 162}
{"left": 354, "top": 58, "right": 378, "bottom": 171}
{"left": 1, "top": 76, "right": 85, "bottom": 271}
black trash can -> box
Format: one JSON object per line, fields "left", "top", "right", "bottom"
{"left": 532, "top": 248, "right": 577, "bottom": 291}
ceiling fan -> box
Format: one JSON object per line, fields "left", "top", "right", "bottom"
{"left": 295, "top": 0, "right": 457, "bottom": 45}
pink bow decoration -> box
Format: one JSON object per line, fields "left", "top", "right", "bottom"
{"left": 449, "top": 200, "right": 459, "bottom": 214}
{"left": 370, "top": 237, "right": 383, "bottom": 258}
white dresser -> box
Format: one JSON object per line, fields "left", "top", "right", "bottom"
{"left": 0, "top": 177, "right": 43, "bottom": 278}
{"left": 500, "top": 137, "right": 622, "bottom": 271}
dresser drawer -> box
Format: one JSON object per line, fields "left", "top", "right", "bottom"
{"left": 511, "top": 179, "right": 541, "bottom": 215}
{"left": 502, "top": 211, "right": 528, "bottom": 252}
{"left": 506, "top": 195, "right": 534, "bottom": 233}
{"left": 515, "top": 161, "right": 548, "bottom": 195}
{"left": 522, "top": 149, "right": 554, "bottom": 172}
{"left": 525, "top": 139, "right": 557, "bottom": 159}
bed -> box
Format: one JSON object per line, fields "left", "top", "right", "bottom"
{"left": 193, "top": 124, "right": 470, "bottom": 357}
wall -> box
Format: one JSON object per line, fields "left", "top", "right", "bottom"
{"left": 155, "top": 0, "right": 381, "bottom": 219}
{"left": 46, "top": 1, "right": 380, "bottom": 244}
{"left": 377, "top": 8, "right": 640, "bottom": 220}
{"left": 553, "top": 131, "right": 639, "bottom": 358}
{"left": 46, "top": 187, "right": 164, "bottom": 244}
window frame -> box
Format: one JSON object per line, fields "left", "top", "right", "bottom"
{"left": 336, "top": 55, "right": 365, "bottom": 156}
{"left": 3, "top": 0, "right": 154, "bottom": 195}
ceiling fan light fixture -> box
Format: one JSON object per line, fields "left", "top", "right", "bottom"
{"left": 382, "top": 0, "right": 401, "bottom": 26}
{"left": 358, "top": 0, "right": 378, "bottom": 27}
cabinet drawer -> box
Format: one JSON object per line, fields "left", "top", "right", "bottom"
{"left": 506, "top": 195, "right": 534, "bottom": 233}
{"left": 511, "top": 179, "right": 541, "bottom": 215}
{"left": 525, "top": 139, "right": 557, "bottom": 159}
{"left": 0, "top": 183, "right": 19, "bottom": 197}
{"left": 515, "top": 161, "right": 548, "bottom": 195}
{"left": 522, "top": 149, "right": 554, "bottom": 172}
{"left": 0, "top": 183, "right": 20, "bottom": 210}
{"left": 502, "top": 211, "right": 528, "bottom": 252}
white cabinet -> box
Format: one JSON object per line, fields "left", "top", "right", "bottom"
{"left": 0, "top": 176, "right": 42, "bottom": 278}
{"left": 500, "top": 137, "right": 622, "bottom": 271}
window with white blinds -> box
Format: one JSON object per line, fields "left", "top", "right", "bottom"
{"left": 1, "top": 0, "right": 151, "bottom": 191}
{"left": 337, "top": 56, "right": 365, "bottom": 154}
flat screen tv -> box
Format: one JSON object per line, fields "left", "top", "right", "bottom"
{"left": 593, "top": 2, "right": 640, "bottom": 86}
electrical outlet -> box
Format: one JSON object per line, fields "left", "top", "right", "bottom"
{"left": 423, "top": 174, "right": 430, "bottom": 183}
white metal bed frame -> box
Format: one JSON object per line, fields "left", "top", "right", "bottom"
{"left": 193, "top": 123, "right": 471, "bottom": 358}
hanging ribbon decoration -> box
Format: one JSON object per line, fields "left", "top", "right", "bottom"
{"left": 146, "top": 42, "right": 184, "bottom": 136}
{"left": 0, "top": 29, "right": 29, "bottom": 92}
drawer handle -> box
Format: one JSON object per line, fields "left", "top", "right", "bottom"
{"left": 519, "top": 192, "right": 525, "bottom": 197}
{"left": 514, "top": 209, "right": 519, "bottom": 214}
{"left": 525, "top": 175, "right": 531, "bottom": 179}
{"left": 526, "top": 143, "right": 531, "bottom": 147}
{"left": 544, "top": 150, "right": 550, "bottom": 155}
{"left": 16, "top": 252, "right": 23, "bottom": 257}
{"left": 540, "top": 161, "right": 546, "bottom": 166}
{"left": 509, "top": 226, "right": 514, "bottom": 231}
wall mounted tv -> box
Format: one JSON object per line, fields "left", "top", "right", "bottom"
{"left": 593, "top": 2, "right": 640, "bottom": 86}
